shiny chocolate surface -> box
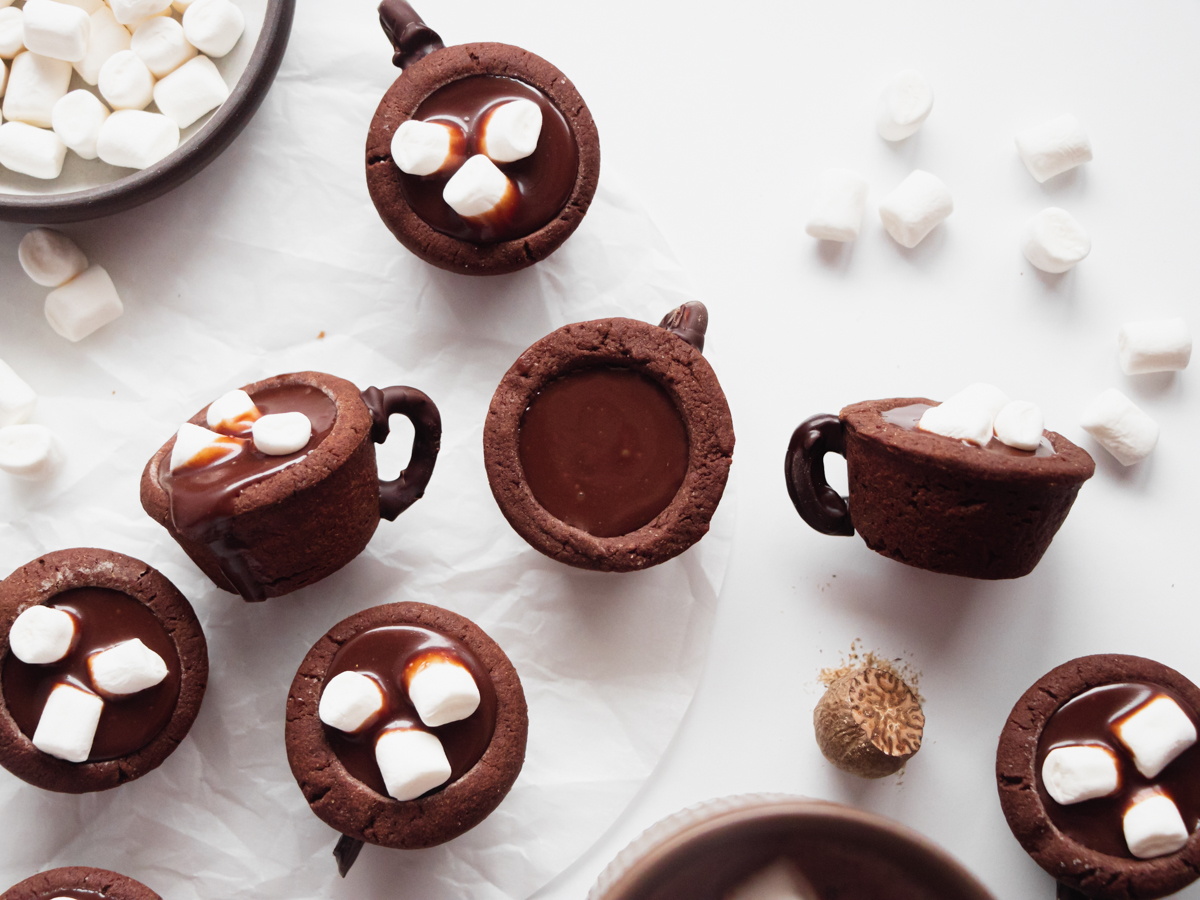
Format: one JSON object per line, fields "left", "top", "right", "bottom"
{"left": 881, "top": 402, "right": 1055, "bottom": 457}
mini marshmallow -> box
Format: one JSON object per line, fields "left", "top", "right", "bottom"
{"left": 153, "top": 54, "right": 227, "bottom": 128}
{"left": 88, "top": 638, "right": 168, "bottom": 696}
{"left": 52, "top": 88, "right": 109, "bottom": 159}
{"left": 0, "top": 120, "right": 66, "bottom": 178}
{"left": 181, "top": 0, "right": 244, "bottom": 58}
{"left": 205, "top": 388, "right": 259, "bottom": 434}
{"left": 0, "top": 424, "right": 61, "bottom": 479}
{"left": 443, "top": 153, "right": 513, "bottom": 219}
{"left": 374, "top": 727, "right": 452, "bottom": 802}
{"left": 726, "top": 859, "right": 818, "bottom": 900}
{"left": 805, "top": 168, "right": 869, "bottom": 242}
{"left": 1124, "top": 793, "right": 1189, "bottom": 859}
{"left": 32, "top": 682, "right": 102, "bottom": 762}
{"left": 1022, "top": 207, "right": 1091, "bottom": 274}
{"left": 480, "top": 98, "right": 541, "bottom": 163}
{"left": 876, "top": 69, "right": 933, "bottom": 142}
{"left": 878, "top": 170, "right": 953, "bottom": 248}
{"left": 44, "top": 264, "right": 124, "bottom": 341}
{"left": 318, "top": 671, "right": 385, "bottom": 734}
{"left": 54, "top": 0, "right": 104, "bottom": 14}
{"left": 1115, "top": 696, "right": 1197, "bottom": 779}
{"left": 98, "top": 49, "right": 155, "bottom": 110}
{"left": 251, "top": 411, "right": 311, "bottom": 455}
{"left": 18, "top": 227, "right": 88, "bottom": 286}
{"left": 0, "top": 358, "right": 37, "bottom": 426}
{"left": 1119, "top": 319, "right": 1192, "bottom": 375}
{"left": 170, "top": 421, "right": 241, "bottom": 472}
{"left": 1080, "top": 388, "right": 1159, "bottom": 466}
{"left": 172, "top": 0, "right": 198, "bottom": 11}
{"left": 1041, "top": 745, "right": 1121, "bottom": 806}
{"left": 405, "top": 656, "right": 481, "bottom": 727}
{"left": 3, "top": 51, "right": 72, "bottom": 128}
{"left": 391, "top": 118, "right": 460, "bottom": 176}
{"left": 8, "top": 605, "right": 75, "bottom": 664}
{"left": 21, "top": 0, "right": 90, "bottom": 63}
{"left": 993, "top": 400, "right": 1044, "bottom": 452}
{"left": 1016, "top": 113, "right": 1092, "bottom": 184}
{"left": 131, "top": 15, "right": 194, "bottom": 77}
{"left": 919, "top": 383, "right": 1011, "bottom": 447}
{"left": 108, "top": 0, "right": 172, "bottom": 27}
{"left": 74, "top": 7, "right": 131, "bottom": 86}
{"left": 96, "top": 108, "right": 178, "bottom": 168}
{"left": 0, "top": 7, "right": 23, "bottom": 59}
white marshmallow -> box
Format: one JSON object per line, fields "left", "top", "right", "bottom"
{"left": 18, "top": 227, "right": 88, "bottom": 286}
{"left": 98, "top": 49, "right": 154, "bottom": 110}
{"left": 131, "top": 15, "right": 194, "bottom": 77}
{"left": 251, "top": 411, "right": 311, "bottom": 455}
{"left": 480, "top": 98, "right": 541, "bottom": 163}
{"left": 88, "top": 638, "right": 168, "bottom": 696}
{"left": 8, "top": 605, "right": 75, "bottom": 664}
{"left": 53, "top": 0, "right": 104, "bottom": 14}
{"left": 993, "top": 400, "right": 1045, "bottom": 452}
{"left": 1080, "top": 388, "right": 1159, "bottom": 466}
{"left": 878, "top": 170, "right": 953, "bottom": 248}
{"left": 1016, "top": 113, "right": 1092, "bottom": 184}
{"left": 1115, "top": 696, "right": 1197, "bottom": 779}
{"left": 171, "top": 0, "right": 198, "bottom": 11}
{"left": 1041, "top": 745, "right": 1121, "bottom": 806}
{"left": 153, "top": 54, "right": 226, "bottom": 128}
{"left": 1022, "top": 207, "right": 1091, "bottom": 274}
{"left": 805, "top": 168, "right": 869, "bottom": 242}
{"left": 21, "top": 0, "right": 89, "bottom": 63}
{"left": 391, "top": 119, "right": 458, "bottom": 176}
{"left": 205, "top": 388, "right": 259, "bottom": 434}
{"left": 44, "top": 264, "right": 124, "bottom": 341}
{"left": 3, "top": 51, "right": 72, "bottom": 128}
{"left": 181, "top": 0, "right": 243, "bottom": 58}
{"left": 443, "top": 153, "right": 513, "bottom": 219}
{"left": 107, "top": 0, "right": 171, "bottom": 26}
{"left": 32, "top": 682, "right": 103, "bottom": 762}
{"left": 726, "top": 859, "right": 818, "bottom": 900}
{"left": 406, "top": 657, "right": 481, "bottom": 727}
{"left": 1124, "top": 793, "right": 1189, "bottom": 859}
{"left": 0, "top": 7, "right": 23, "bottom": 59}
{"left": 0, "top": 424, "right": 61, "bottom": 479}
{"left": 0, "top": 120, "right": 65, "bottom": 178}
{"left": 374, "top": 727, "right": 452, "bottom": 802}
{"left": 170, "top": 421, "right": 241, "bottom": 472}
{"left": 318, "top": 671, "right": 385, "bottom": 734}
{"left": 919, "top": 383, "right": 1011, "bottom": 447}
{"left": 74, "top": 7, "right": 130, "bottom": 86}
{"left": 0, "top": 358, "right": 37, "bottom": 426}
{"left": 876, "top": 69, "right": 933, "bottom": 142}
{"left": 1119, "top": 319, "right": 1192, "bottom": 375}
{"left": 52, "top": 88, "right": 109, "bottom": 159}
{"left": 96, "top": 108, "right": 177, "bottom": 168}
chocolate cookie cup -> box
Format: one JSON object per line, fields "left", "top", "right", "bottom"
{"left": 0, "top": 549, "right": 207, "bottom": 794}
{"left": 365, "top": 1, "right": 601, "bottom": 275}
{"left": 786, "top": 397, "right": 1094, "bottom": 579}
{"left": 2, "top": 867, "right": 161, "bottom": 900}
{"left": 484, "top": 303, "right": 734, "bottom": 572}
{"left": 140, "top": 371, "right": 441, "bottom": 602}
{"left": 286, "top": 602, "right": 527, "bottom": 876}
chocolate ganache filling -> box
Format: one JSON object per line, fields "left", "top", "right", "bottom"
{"left": 3, "top": 588, "right": 182, "bottom": 761}
{"left": 882, "top": 403, "right": 1055, "bottom": 457}
{"left": 323, "top": 625, "right": 497, "bottom": 797}
{"left": 42, "top": 892, "right": 107, "bottom": 900}
{"left": 398, "top": 75, "right": 578, "bottom": 243}
{"left": 1037, "top": 683, "right": 1200, "bottom": 858}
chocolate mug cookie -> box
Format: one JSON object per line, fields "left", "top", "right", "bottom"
{"left": 2, "top": 867, "right": 161, "bottom": 900}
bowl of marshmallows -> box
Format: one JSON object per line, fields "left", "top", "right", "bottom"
{"left": 0, "top": 0, "right": 293, "bottom": 222}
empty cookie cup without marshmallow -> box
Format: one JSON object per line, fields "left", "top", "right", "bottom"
{"left": 2, "top": 866, "right": 161, "bottom": 900}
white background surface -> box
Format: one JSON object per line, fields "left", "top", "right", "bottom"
{"left": 3, "top": 2, "right": 1200, "bottom": 899}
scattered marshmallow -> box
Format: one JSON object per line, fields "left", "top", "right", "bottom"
{"left": 1124, "top": 793, "right": 1189, "bottom": 859}
{"left": 131, "top": 14, "right": 194, "bottom": 77}
{"left": 726, "top": 859, "right": 818, "bottom": 900}
{"left": 993, "top": 400, "right": 1044, "bottom": 452}
{"left": 181, "top": 0, "right": 243, "bottom": 58}
{"left": 0, "top": 358, "right": 37, "bottom": 426}
{"left": 3, "top": 51, "right": 72, "bottom": 128}
{"left": 108, "top": 0, "right": 172, "bottom": 27}
{"left": 878, "top": 170, "right": 953, "bottom": 248}
{"left": 54, "top": 0, "right": 104, "bottom": 14}
{"left": 1041, "top": 745, "right": 1121, "bottom": 806}
{"left": 96, "top": 108, "right": 178, "bottom": 168}
{"left": 919, "top": 383, "right": 1011, "bottom": 447}
{"left": 251, "top": 411, "right": 311, "bottom": 455}
{"left": 44, "top": 264, "right": 124, "bottom": 341}
{"left": 0, "top": 120, "right": 66, "bottom": 178}
{"left": 1016, "top": 113, "right": 1092, "bottom": 184}
{"left": 804, "top": 168, "right": 869, "bottom": 242}
{"left": 0, "top": 7, "right": 23, "bottom": 59}
{"left": 405, "top": 655, "right": 481, "bottom": 728}
{"left": 1022, "top": 207, "right": 1090, "bottom": 274}
{"left": 480, "top": 98, "right": 541, "bottom": 163}
{"left": 98, "top": 49, "right": 155, "bottom": 110}
{"left": 52, "top": 88, "right": 109, "bottom": 159}
{"left": 1115, "top": 696, "right": 1197, "bottom": 779}
{"left": 1119, "top": 319, "right": 1192, "bottom": 376}
{"left": 18, "top": 227, "right": 88, "bottom": 286}
{"left": 32, "top": 682, "right": 102, "bottom": 762}
{"left": 374, "top": 727, "right": 451, "bottom": 802}
{"left": 443, "top": 154, "right": 513, "bottom": 220}
{"left": 1080, "top": 388, "right": 1159, "bottom": 466}
{"left": 0, "top": 424, "right": 61, "bottom": 479}
{"left": 88, "top": 638, "right": 168, "bottom": 696}
{"left": 876, "top": 70, "right": 933, "bottom": 142}
{"left": 318, "top": 671, "right": 385, "bottom": 734}
{"left": 391, "top": 118, "right": 460, "bottom": 176}
{"left": 170, "top": 421, "right": 241, "bottom": 472}
{"left": 21, "top": 0, "right": 90, "bottom": 63}
{"left": 205, "top": 388, "right": 259, "bottom": 434}
{"left": 74, "top": 7, "right": 130, "bottom": 86}
{"left": 153, "top": 54, "right": 226, "bottom": 128}
{"left": 8, "top": 605, "right": 75, "bottom": 664}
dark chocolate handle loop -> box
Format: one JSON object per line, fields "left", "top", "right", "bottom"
{"left": 361, "top": 386, "right": 442, "bottom": 522}
{"left": 659, "top": 301, "right": 708, "bottom": 353}
{"left": 378, "top": 0, "right": 444, "bottom": 69}
{"left": 784, "top": 414, "right": 854, "bottom": 536}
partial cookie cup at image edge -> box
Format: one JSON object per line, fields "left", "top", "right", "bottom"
{"left": 1, "top": 866, "right": 161, "bottom": 900}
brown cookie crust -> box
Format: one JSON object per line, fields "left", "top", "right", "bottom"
{"left": 140, "top": 371, "right": 379, "bottom": 599}
{"left": 997, "top": 655, "right": 1200, "bottom": 900}
{"left": 2, "top": 867, "right": 161, "bottom": 900}
{"left": 366, "top": 42, "right": 601, "bottom": 276}
{"left": 840, "top": 398, "right": 1094, "bottom": 579}
{"left": 483, "top": 317, "right": 735, "bottom": 572}
{"left": 0, "top": 549, "right": 208, "bottom": 794}
{"left": 285, "top": 602, "right": 528, "bottom": 850}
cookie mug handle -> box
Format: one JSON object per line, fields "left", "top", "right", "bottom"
{"left": 361, "top": 386, "right": 442, "bottom": 522}
{"left": 378, "top": 0, "right": 444, "bottom": 69}
{"left": 784, "top": 414, "right": 855, "bottom": 537}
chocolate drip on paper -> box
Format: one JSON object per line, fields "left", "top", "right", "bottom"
{"left": 659, "top": 301, "right": 708, "bottom": 353}
{"left": 378, "top": 0, "right": 444, "bottom": 69}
